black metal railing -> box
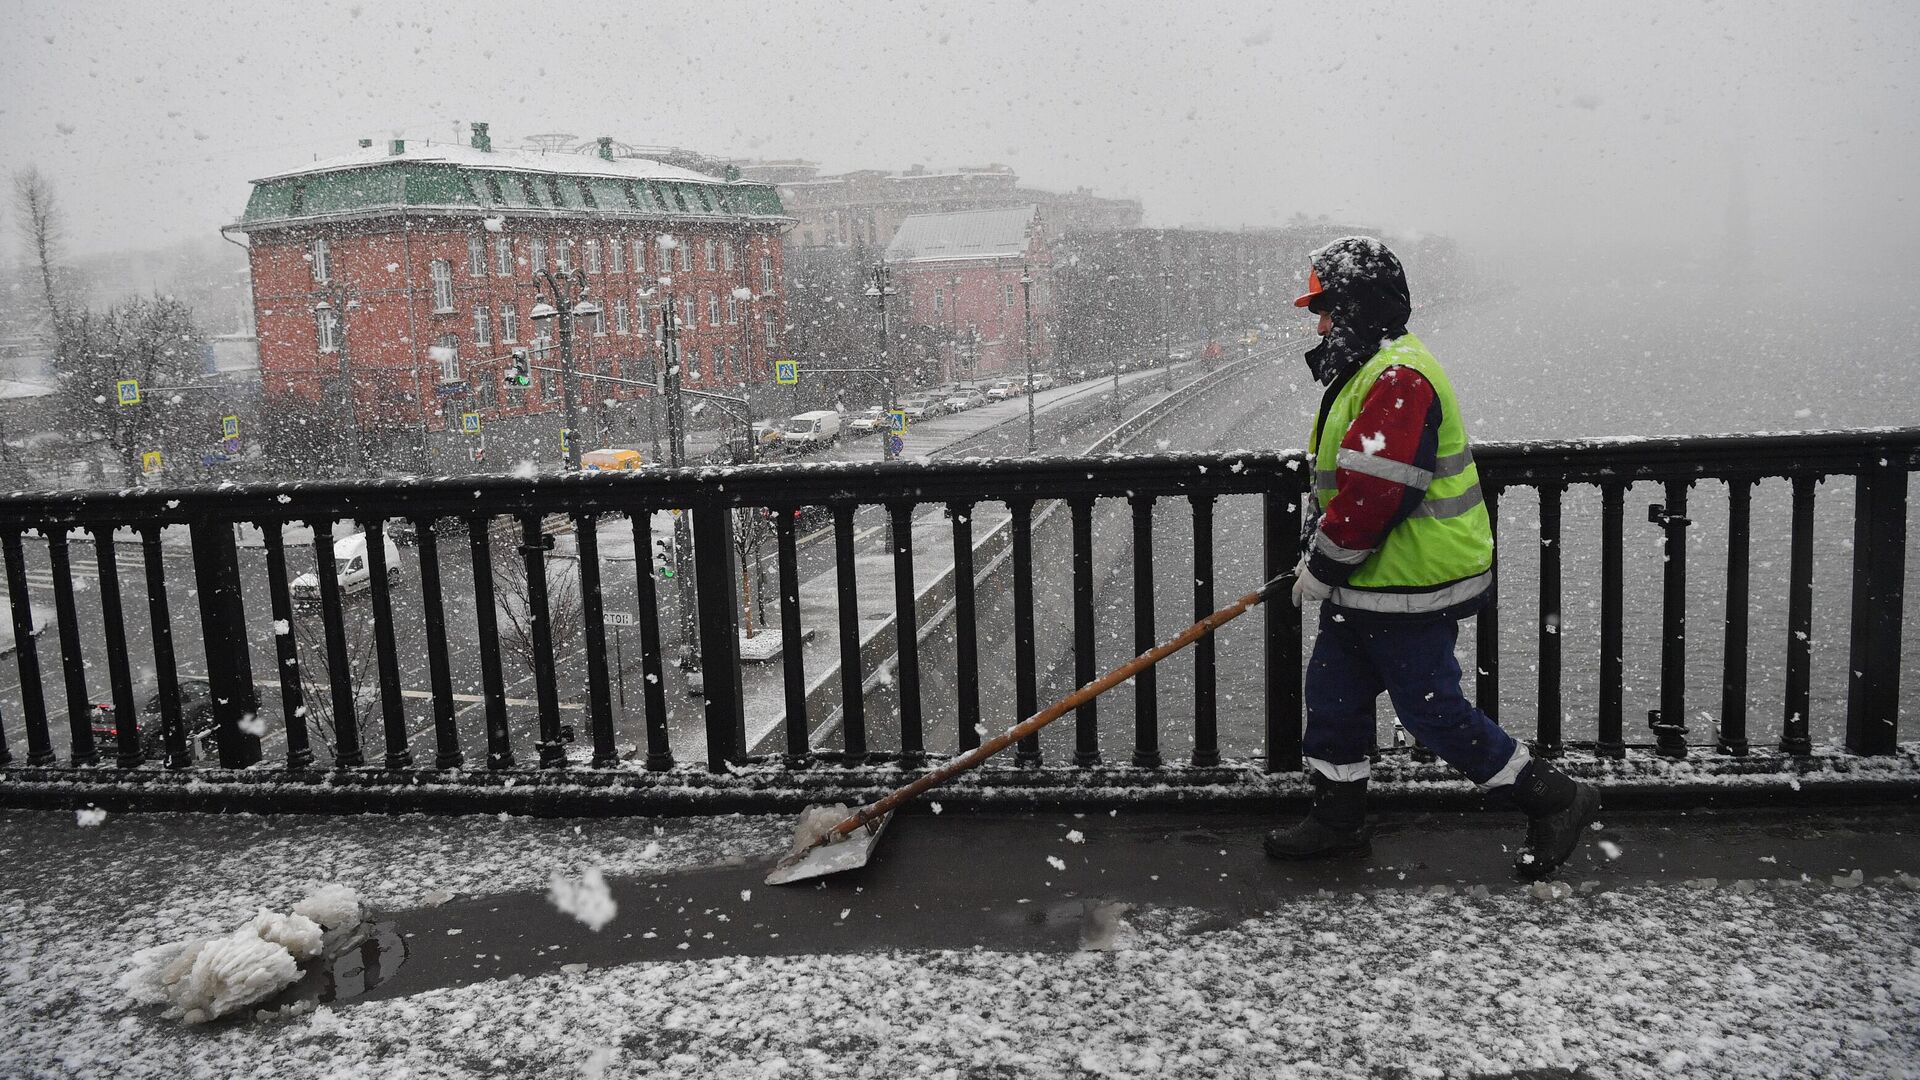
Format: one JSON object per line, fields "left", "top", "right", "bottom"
{"left": 0, "top": 428, "right": 1911, "bottom": 797}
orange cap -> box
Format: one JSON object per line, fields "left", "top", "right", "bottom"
{"left": 1292, "top": 268, "right": 1323, "bottom": 308}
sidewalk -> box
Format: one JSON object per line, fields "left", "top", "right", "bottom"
{"left": 3, "top": 804, "right": 1916, "bottom": 1078}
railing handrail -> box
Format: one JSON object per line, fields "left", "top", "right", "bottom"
{"left": 1, "top": 427, "right": 1914, "bottom": 529}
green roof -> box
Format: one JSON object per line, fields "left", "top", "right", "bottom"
{"left": 237, "top": 150, "right": 786, "bottom": 231}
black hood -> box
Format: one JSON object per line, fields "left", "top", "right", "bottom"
{"left": 1302, "top": 236, "right": 1413, "bottom": 385}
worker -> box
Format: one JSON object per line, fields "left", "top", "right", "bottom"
{"left": 1265, "top": 236, "right": 1600, "bottom": 881}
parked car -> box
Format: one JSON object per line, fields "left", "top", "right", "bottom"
{"left": 1028, "top": 373, "right": 1056, "bottom": 391}
{"left": 752, "top": 420, "right": 784, "bottom": 448}
{"left": 90, "top": 678, "right": 219, "bottom": 762}
{"left": 780, "top": 410, "right": 843, "bottom": 451}
{"left": 984, "top": 379, "right": 1022, "bottom": 401}
{"left": 944, "top": 387, "right": 987, "bottom": 411}
{"left": 846, "top": 405, "right": 889, "bottom": 435}
{"left": 1169, "top": 348, "right": 1193, "bottom": 362}
{"left": 899, "top": 396, "right": 942, "bottom": 420}
{"left": 581, "top": 447, "right": 646, "bottom": 472}
{"left": 291, "top": 531, "right": 403, "bottom": 603}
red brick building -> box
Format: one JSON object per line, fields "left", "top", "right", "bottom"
{"left": 230, "top": 125, "right": 789, "bottom": 470}
{"left": 883, "top": 205, "right": 1053, "bottom": 383}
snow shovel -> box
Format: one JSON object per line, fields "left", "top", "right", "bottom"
{"left": 766, "top": 569, "right": 1298, "bottom": 885}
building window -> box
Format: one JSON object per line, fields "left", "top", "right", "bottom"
{"left": 726, "top": 292, "right": 738, "bottom": 325}
{"left": 474, "top": 371, "right": 496, "bottom": 409}
{"left": 723, "top": 241, "right": 737, "bottom": 271}
{"left": 310, "top": 238, "right": 331, "bottom": 283}
{"left": 638, "top": 291, "right": 654, "bottom": 340}
{"left": 763, "top": 313, "right": 778, "bottom": 352}
{"left": 702, "top": 239, "right": 716, "bottom": 271}
{"left": 760, "top": 254, "right": 774, "bottom": 294}
{"left": 557, "top": 239, "right": 573, "bottom": 273}
{"left": 590, "top": 306, "right": 607, "bottom": 336}
{"left": 500, "top": 304, "right": 519, "bottom": 343}
{"left": 685, "top": 348, "right": 701, "bottom": 382}
{"left": 610, "top": 238, "right": 625, "bottom": 274}
{"left": 707, "top": 293, "right": 720, "bottom": 326}
{"left": 725, "top": 345, "right": 738, "bottom": 382}
{"left": 614, "top": 298, "right": 630, "bottom": 335}
{"left": 634, "top": 238, "right": 649, "bottom": 276}
{"left": 495, "top": 236, "right": 513, "bottom": 276}
{"left": 679, "top": 241, "right": 693, "bottom": 272}
{"left": 468, "top": 233, "right": 486, "bottom": 277}
{"left": 584, "top": 239, "right": 601, "bottom": 274}
{"left": 531, "top": 238, "right": 547, "bottom": 273}
{"left": 1004, "top": 283, "right": 1017, "bottom": 308}
{"left": 474, "top": 306, "right": 492, "bottom": 346}
{"left": 434, "top": 333, "right": 461, "bottom": 383}
{"left": 430, "top": 259, "right": 455, "bottom": 312}
{"left": 316, "top": 308, "right": 340, "bottom": 352}
{"left": 932, "top": 291, "right": 943, "bottom": 317}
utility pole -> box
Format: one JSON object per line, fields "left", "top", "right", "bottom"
{"left": 1021, "top": 263, "right": 1036, "bottom": 455}
{"left": 1162, "top": 259, "right": 1175, "bottom": 393}
{"left": 659, "top": 263, "right": 697, "bottom": 668}
{"left": 529, "top": 268, "right": 598, "bottom": 471}
{"left": 866, "top": 263, "right": 900, "bottom": 461}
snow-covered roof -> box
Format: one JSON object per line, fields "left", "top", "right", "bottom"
{"left": 253, "top": 141, "right": 726, "bottom": 186}
{"left": 885, "top": 205, "right": 1039, "bottom": 264}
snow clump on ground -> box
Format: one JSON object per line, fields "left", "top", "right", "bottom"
{"left": 548, "top": 866, "right": 618, "bottom": 931}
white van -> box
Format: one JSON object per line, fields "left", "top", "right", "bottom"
{"left": 291, "top": 531, "right": 403, "bottom": 602}
{"left": 780, "top": 410, "right": 843, "bottom": 451}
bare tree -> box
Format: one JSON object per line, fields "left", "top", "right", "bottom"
{"left": 492, "top": 534, "right": 586, "bottom": 680}
{"left": 11, "top": 167, "right": 67, "bottom": 325}
{"left": 289, "top": 603, "right": 380, "bottom": 765}
{"left": 51, "top": 295, "right": 207, "bottom": 483}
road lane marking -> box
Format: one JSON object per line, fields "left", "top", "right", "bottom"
{"left": 247, "top": 677, "right": 583, "bottom": 711}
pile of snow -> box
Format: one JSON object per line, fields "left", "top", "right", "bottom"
{"left": 789, "top": 803, "right": 853, "bottom": 854}
{"left": 548, "top": 867, "right": 618, "bottom": 931}
{"left": 118, "top": 885, "right": 363, "bottom": 1025}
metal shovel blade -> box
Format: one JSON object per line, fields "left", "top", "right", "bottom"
{"left": 764, "top": 809, "right": 894, "bottom": 886}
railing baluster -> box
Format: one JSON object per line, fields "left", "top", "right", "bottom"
{"left": 1070, "top": 497, "right": 1100, "bottom": 767}
{"left": 1265, "top": 487, "right": 1302, "bottom": 773}
{"left": 1781, "top": 476, "right": 1815, "bottom": 755}
{"left": 410, "top": 519, "right": 461, "bottom": 769}
{"left": 1476, "top": 486, "right": 1501, "bottom": 721}
{"left": 1651, "top": 480, "right": 1692, "bottom": 758}
{"left": 1846, "top": 466, "right": 1907, "bottom": 755}
{"left": 832, "top": 504, "right": 866, "bottom": 762}
{"left": 141, "top": 525, "right": 189, "bottom": 770}
{"left": 1597, "top": 483, "right": 1626, "bottom": 758}
{"left": 91, "top": 526, "right": 142, "bottom": 769}
{"left": 949, "top": 502, "right": 980, "bottom": 754}
{"left": 261, "top": 521, "right": 313, "bottom": 770}
{"left": 189, "top": 519, "right": 261, "bottom": 769}
{"left": 629, "top": 509, "right": 674, "bottom": 770}
{"left": 2, "top": 528, "right": 53, "bottom": 765}
{"left": 1719, "top": 479, "right": 1754, "bottom": 756}
{"left": 1191, "top": 494, "right": 1219, "bottom": 767}
{"left": 313, "top": 520, "right": 363, "bottom": 768}
{"left": 775, "top": 510, "right": 809, "bottom": 760}
{"left": 1131, "top": 496, "right": 1160, "bottom": 768}
{"left": 574, "top": 512, "right": 618, "bottom": 768}
{"left": 692, "top": 506, "right": 745, "bottom": 770}
{"left": 1011, "top": 499, "right": 1040, "bottom": 766}
{"left": 467, "top": 517, "right": 514, "bottom": 770}
{"left": 1536, "top": 485, "right": 1563, "bottom": 758}
{"left": 518, "top": 514, "right": 565, "bottom": 768}
{"left": 46, "top": 528, "right": 95, "bottom": 766}
{"left": 361, "top": 519, "right": 412, "bottom": 770}
{"left": 889, "top": 503, "right": 924, "bottom": 763}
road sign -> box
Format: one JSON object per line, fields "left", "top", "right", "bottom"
{"left": 221, "top": 415, "right": 239, "bottom": 438}
{"left": 887, "top": 434, "right": 904, "bottom": 455}
{"left": 221, "top": 436, "right": 241, "bottom": 455}
{"left": 561, "top": 428, "right": 574, "bottom": 452}
{"left": 141, "top": 450, "right": 163, "bottom": 475}
{"left": 117, "top": 380, "right": 142, "bottom": 406}
{"left": 887, "top": 409, "right": 907, "bottom": 433}
{"left": 605, "top": 610, "right": 638, "bottom": 628}
{"left": 774, "top": 359, "right": 798, "bottom": 385}
{"left": 459, "top": 412, "right": 482, "bottom": 434}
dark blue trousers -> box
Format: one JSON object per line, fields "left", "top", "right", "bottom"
{"left": 1303, "top": 605, "right": 1524, "bottom": 785}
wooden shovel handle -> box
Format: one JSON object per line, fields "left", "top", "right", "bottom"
{"left": 832, "top": 570, "right": 1294, "bottom": 837}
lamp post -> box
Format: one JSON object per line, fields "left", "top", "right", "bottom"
{"left": 1020, "top": 264, "right": 1036, "bottom": 455}
{"left": 1162, "top": 262, "right": 1175, "bottom": 392}
{"left": 733, "top": 284, "right": 757, "bottom": 463}
{"left": 528, "top": 268, "right": 599, "bottom": 471}
{"left": 865, "top": 263, "right": 900, "bottom": 461}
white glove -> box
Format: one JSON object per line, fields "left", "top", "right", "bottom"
{"left": 1290, "top": 556, "right": 1332, "bottom": 607}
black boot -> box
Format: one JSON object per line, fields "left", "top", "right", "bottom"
{"left": 1507, "top": 759, "right": 1601, "bottom": 881}
{"left": 1265, "top": 774, "right": 1371, "bottom": 860}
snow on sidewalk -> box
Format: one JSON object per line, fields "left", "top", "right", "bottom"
{"left": 3, "top": 808, "right": 1918, "bottom": 1079}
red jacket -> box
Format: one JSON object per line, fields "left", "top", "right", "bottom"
{"left": 1305, "top": 364, "right": 1443, "bottom": 588}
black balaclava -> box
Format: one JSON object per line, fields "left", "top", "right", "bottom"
{"left": 1301, "top": 236, "right": 1413, "bottom": 385}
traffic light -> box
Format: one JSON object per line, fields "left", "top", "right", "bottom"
{"left": 652, "top": 532, "right": 675, "bottom": 579}
{"left": 503, "top": 348, "right": 532, "bottom": 388}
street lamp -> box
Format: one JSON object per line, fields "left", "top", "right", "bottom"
{"left": 527, "top": 268, "right": 597, "bottom": 471}
{"left": 1162, "top": 262, "right": 1175, "bottom": 393}
{"left": 1020, "top": 264, "right": 1036, "bottom": 455}
{"left": 733, "top": 285, "right": 757, "bottom": 463}
{"left": 864, "top": 263, "right": 900, "bottom": 461}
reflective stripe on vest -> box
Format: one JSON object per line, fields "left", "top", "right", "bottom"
{"left": 1309, "top": 333, "right": 1494, "bottom": 610}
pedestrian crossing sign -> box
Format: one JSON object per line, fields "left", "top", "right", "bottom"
{"left": 117, "top": 380, "right": 141, "bottom": 406}
{"left": 887, "top": 409, "right": 907, "bottom": 434}
{"left": 141, "top": 450, "right": 163, "bottom": 475}
{"left": 459, "top": 412, "right": 482, "bottom": 434}
{"left": 774, "top": 359, "right": 798, "bottom": 385}
{"left": 221, "top": 415, "right": 240, "bottom": 438}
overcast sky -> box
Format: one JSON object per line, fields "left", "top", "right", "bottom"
{"left": 4, "top": 0, "right": 1916, "bottom": 281}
